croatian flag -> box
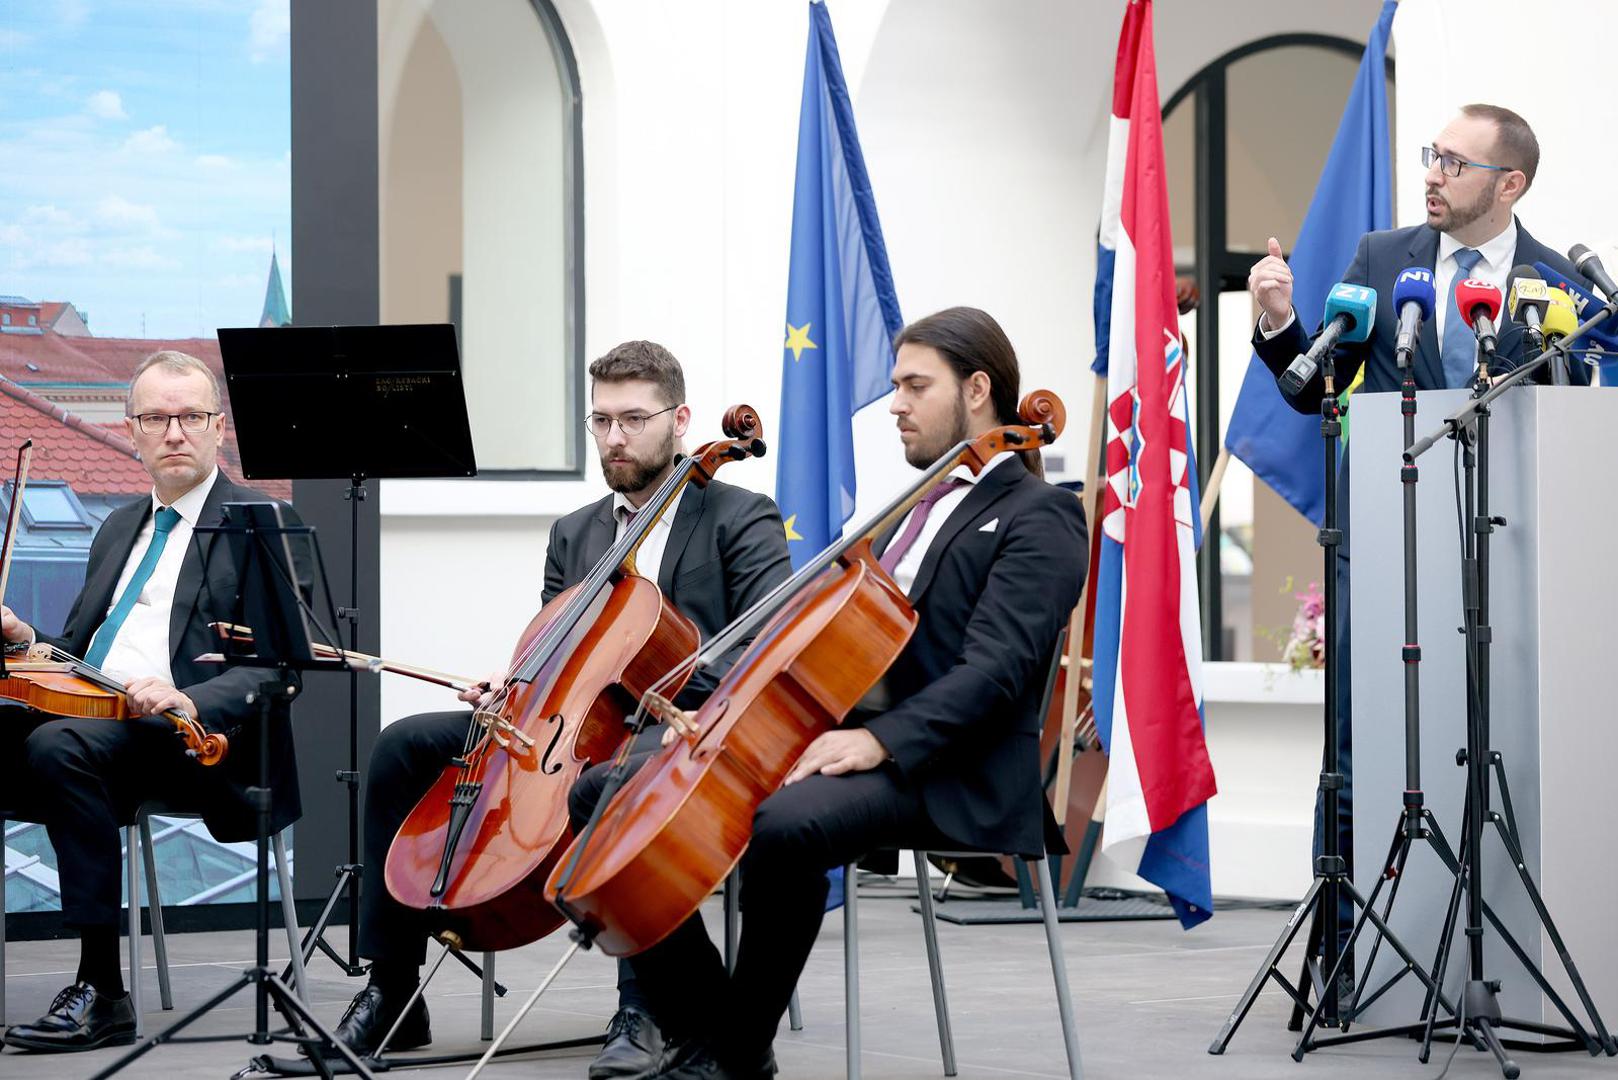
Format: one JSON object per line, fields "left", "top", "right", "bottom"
{"left": 1090, "top": 0, "right": 1217, "bottom": 930}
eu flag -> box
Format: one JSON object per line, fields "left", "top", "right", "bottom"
{"left": 776, "top": 0, "right": 903, "bottom": 570}
{"left": 1220, "top": 0, "right": 1394, "bottom": 524}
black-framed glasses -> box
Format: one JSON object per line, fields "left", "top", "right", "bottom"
{"left": 131, "top": 411, "right": 219, "bottom": 435}
{"left": 1421, "top": 145, "right": 1512, "bottom": 179}
{"left": 584, "top": 405, "right": 676, "bottom": 438}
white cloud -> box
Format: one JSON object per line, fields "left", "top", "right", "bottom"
{"left": 95, "top": 196, "right": 160, "bottom": 229}
{"left": 86, "top": 89, "right": 126, "bottom": 120}
{"left": 123, "top": 124, "right": 177, "bottom": 156}
{"left": 216, "top": 235, "right": 274, "bottom": 254}
{"left": 248, "top": 0, "right": 290, "bottom": 64}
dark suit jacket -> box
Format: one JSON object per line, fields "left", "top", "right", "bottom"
{"left": 1255, "top": 219, "right": 1593, "bottom": 410}
{"left": 861, "top": 454, "right": 1089, "bottom": 859}
{"left": 541, "top": 475, "right": 793, "bottom": 708}
{"left": 43, "top": 473, "right": 303, "bottom": 841}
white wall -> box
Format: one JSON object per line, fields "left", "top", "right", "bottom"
{"left": 376, "top": 0, "right": 1615, "bottom": 898}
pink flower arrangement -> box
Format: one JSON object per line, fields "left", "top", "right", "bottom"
{"left": 1282, "top": 581, "right": 1326, "bottom": 670}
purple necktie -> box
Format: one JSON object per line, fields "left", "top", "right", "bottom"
{"left": 878, "top": 478, "right": 967, "bottom": 575}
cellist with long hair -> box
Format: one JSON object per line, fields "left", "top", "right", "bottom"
{"left": 563, "top": 307, "right": 1089, "bottom": 1080}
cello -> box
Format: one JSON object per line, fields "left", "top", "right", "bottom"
{"left": 546, "top": 391, "right": 1064, "bottom": 956}
{"left": 383, "top": 405, "right": 769, "bottom": 952}
{"left": 1, "top": 440, "right": 227, "bottom": 765}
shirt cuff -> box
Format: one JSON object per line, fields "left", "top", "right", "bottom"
{"left": 1259, "top": 310, "right": 1296, "bottom": 339}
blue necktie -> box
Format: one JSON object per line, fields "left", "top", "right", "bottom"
{"left": 1441, "top": 247, "right": 1485, "bottom": 388}
{"left": 84, "top": 506, "right": 181, "bottom": 668}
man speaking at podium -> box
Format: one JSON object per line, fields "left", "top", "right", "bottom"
{"left": 1244, "top": 103, "right": 1594, "bottom": 972}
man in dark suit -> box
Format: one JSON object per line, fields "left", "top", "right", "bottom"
{"left": 1, "top": 351, "right": 301, "bottom": 1053}
{"left": 566, "top": 306, "right": 1089, "bottom": 1080}
{"left": 1247, "top": 104, "right": 1592, "bottom": 971}
{"left": 325, "top": 341, "right": 791, "bottom": 1076}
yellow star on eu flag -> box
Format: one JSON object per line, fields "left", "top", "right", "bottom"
{"left": 784, "top": 321, "right": 818, "bottom": 362}
{"left": 783, "top": 514, "right": 804, "bottom": 542}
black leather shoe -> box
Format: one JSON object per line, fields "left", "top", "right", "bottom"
{"left": 590, "top": 1005, "right": 666, "bottom": 1080}
{"left": 325, "top": 982, "right": 430, "bottom": 1055}
{"left": 654, "top": 1038, "right": 776, "bottom": 1080}
{"left": 2, "top": 981, "right": 137, "bottom": 1053}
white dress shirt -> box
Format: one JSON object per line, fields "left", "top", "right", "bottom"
{"left": 888, "top": 451, "right": 1016, "bottom": 596}
{"left": 1259, "top": 219, "right": 1518, "bottom": 342}
{"left": 613, "top": 484, "right": 687, "bottom": 584}
{"left": 98, "top": 467, "right": 220, "bottom": 686}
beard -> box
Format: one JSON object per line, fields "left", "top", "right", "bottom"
{"left": 903, "top": 390, "right": 972, "bottom": 469}
{"left": 1427, "top": 177, "right": 1497, "bottom": 234}
{"left": 600, "top": 428, "right": 677, "bottom": 494}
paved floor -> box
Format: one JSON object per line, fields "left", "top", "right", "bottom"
{"left": 3, "top": 887, "right": 1615, "bottom": 1079}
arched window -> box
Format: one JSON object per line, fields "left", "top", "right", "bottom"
{"left": 1163, "top": 36, "right": 1394, "bottom": 660}
{"left": 378, "top": 0, "right": 584, "bottom": 475}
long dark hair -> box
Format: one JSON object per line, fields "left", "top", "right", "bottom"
{"left": 893, "top": 306, "right": 1041, "bottom": 476}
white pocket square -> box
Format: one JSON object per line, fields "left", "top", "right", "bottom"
{"left": 978, "top": 518, "right": 999, "bottom": 533}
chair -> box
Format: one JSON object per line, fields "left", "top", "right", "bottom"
{"left": 841, "top": 851, "right": 1083, "bottom": 1080}
{"left": 0, "top": 805, "right": 305, "bottom": 1037}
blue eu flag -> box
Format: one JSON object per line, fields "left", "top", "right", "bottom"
{"left": 776, "top": 0, "right": 903, "bottom": 570}
{"left": 1221, "top": 0, "right": 1394, "bottom": 524}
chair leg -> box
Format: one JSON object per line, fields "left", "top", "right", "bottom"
{"left": 140, "top": 816, "right": 173, "bottom": 1010}
{"left": 273, "top": 834, "right": 309, "bottom": 1005}
{"left": 125, "top": 825, "right": 143, "bottom": 1037}
{"left": 1032, "top": 857, "right": 1084, "bottom": 1080}
{"left": 911, "top": 852, "right": 958, "bottom": 1076}
{"left": 843, "top": 863, "right": 859, "bottom": 1080}
{"left": 481, "top": 951, "right": 496, "bottom": 1041}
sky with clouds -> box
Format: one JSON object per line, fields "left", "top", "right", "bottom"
{"left": 1, "top": 0, "right": 291, "bottom": 340}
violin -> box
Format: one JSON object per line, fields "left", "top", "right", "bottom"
{"left": 382, "top": 406, "right": 769, "bottom": 952}
{"left": 546, "top": 391, "right": 1065, "bottom": 956}
{"left": 0, "top": 440, "right": 227, "bottom": 766}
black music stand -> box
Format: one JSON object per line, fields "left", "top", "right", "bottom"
{"left": 89, "top": 503, "right": 372, "bottom": 1080}
{"left": 217, "top": 324, "right": 476, "bottom": 983}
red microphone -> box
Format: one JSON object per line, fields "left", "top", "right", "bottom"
{"left": 1455, "top": 278, "right": 1503, "bottom": 368}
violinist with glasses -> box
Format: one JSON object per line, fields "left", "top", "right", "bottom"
{"left": 1, "top": 351, "right": 303, "bottom": 1054}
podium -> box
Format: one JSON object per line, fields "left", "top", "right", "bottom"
{"left": 1350, "top": 385, "right": 1618, "bottom": 1032}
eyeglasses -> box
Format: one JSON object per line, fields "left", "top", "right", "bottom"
{"left": 1421, "top": 145, "right": 1512, "bottom": 179}
{"left": 584, "top": 405, "right": 676, "bottom": 438}
{"left": 131, "top": 411, "right": 219, "bottom": 435}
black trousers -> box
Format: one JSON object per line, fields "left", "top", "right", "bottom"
{"left": 358, "top": 709, "right": 662, "bottom": 1012}
{"left": 0, "top": 707, "right": 213, "bottom": 928}
{"left": 567, "top": 752, "right": 951, "bottom": 1063}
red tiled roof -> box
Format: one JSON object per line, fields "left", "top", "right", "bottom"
{"left": 0, "top": 379, "right": 151, "bottom": 495}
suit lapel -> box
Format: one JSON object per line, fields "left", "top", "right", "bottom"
{"left": 657, "top": 483, "right": 706, "bottom": 593}
{"left": 582, "top": 496, "right": 618, "bottom": 573}
{"left": 169, "top": 476, "right": 233, "bottom": 664}
{"left": 908, "top": 457, "right": 1027, "bottom": 602}
{"left": 1408, "top": 227, "right": 1447, "bottom": 390}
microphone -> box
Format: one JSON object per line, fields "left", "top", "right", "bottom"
{"left": 1392, "top": 267, "right": 1436, "bottom": 370}
{"left": 1279, "top": 282, "right": 1377, "bottom": 396}
{"left": 1569, "top": 244, "right": 1618, "bottom": 300}
{"left": 1454, "top": 278, "right": 1503, "bottom": 373}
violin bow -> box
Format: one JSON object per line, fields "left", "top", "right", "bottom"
{"left": 0, "top": 441, "right": 35, "bottom": 653}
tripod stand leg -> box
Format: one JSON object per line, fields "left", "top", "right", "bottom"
{"left": 1208, "top": 877, "right": 1324, "bottom": 1054}
{"left": 466, "top": 939, "right": 581, "bottom": 1080}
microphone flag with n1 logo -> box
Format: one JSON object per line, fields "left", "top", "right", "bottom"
{"left": 1090, "top": 0, "right": 1217, "bottom": 930}
{"left": 1221, "top": 0, "right": 1395, "bottom": 524}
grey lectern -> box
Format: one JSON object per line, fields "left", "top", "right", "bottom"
{"left": 1351, "top": 385, "right": 1618, "bottom": 1034}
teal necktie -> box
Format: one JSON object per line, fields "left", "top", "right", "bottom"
{"left": 84, "top": 506, "right": 182, "bottom": 669}
{"left": 1441, "top": 247, "right": 1485, "bottom": 388}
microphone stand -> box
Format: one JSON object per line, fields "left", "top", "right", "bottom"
{"left": 1394, "top": 311, "right": 1618, "bottom": 1076}
{"left": 1210, "top": 346, "right": 1442, "bottom": 1059}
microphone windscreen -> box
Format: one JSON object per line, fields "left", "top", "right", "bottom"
{"left": 1455, "top": 278, "right": 1504, "bottom": 323}
{"left": 1323, "top": 282, "right": 1377, "bottom": 343}
{"left": 1392, "top": 266, "right": 1436, "bottom": 319}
